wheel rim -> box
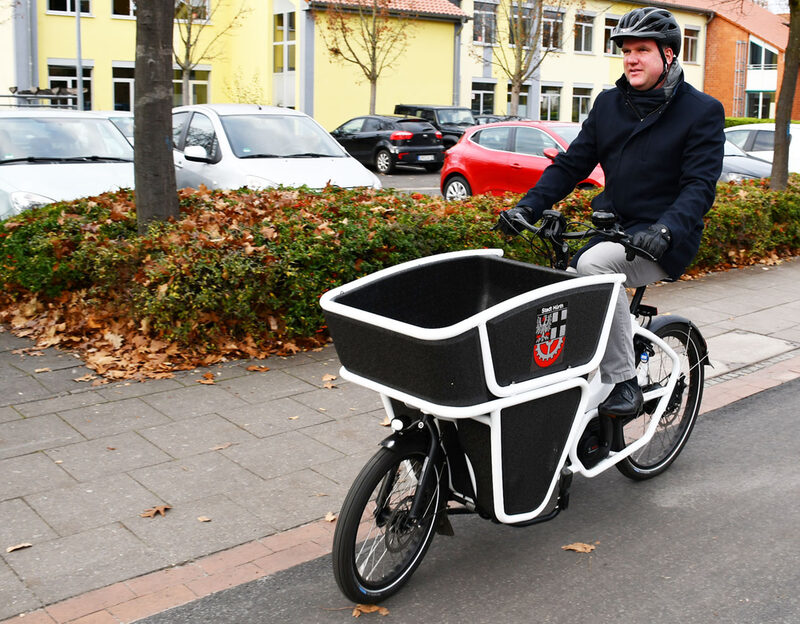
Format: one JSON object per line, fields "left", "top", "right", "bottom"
{"left": 353, "top": 456, "right": 440, "bottom": 590}
{"left": 376, "top": 151, "right": 391, "bottom": 173}
{"left": 622, "top": 330, "right": 702, "bottom": 470}
{"left": 445, "top": 179, "right": 469, "bottom": 200}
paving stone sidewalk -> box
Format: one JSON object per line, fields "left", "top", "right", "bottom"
{"left": 1, "top": 258, "right": 799, "bottom": 623}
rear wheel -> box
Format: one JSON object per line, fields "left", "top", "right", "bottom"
{"left": 443, "top": 175, "right": 472, "bottom": 200}
{"left": 616, "top": 323, "right": 704, "bottom": 480}
{"left": 332, "top": 445, "right": 444, "bottom": 603}
{"left": 375, "top": 149, "right": 395, "bottom": 174}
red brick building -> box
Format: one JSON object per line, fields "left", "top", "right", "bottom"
{"left": 656, "top": 0, "right": 795, "bottom": 119}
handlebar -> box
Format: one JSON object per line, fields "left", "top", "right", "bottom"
{"left": 497, "top": 209, "right": 657, "bottom": 270}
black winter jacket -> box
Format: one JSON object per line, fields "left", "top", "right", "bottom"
{"left": 515, "top": 74, "right": 725, "bottom": 280}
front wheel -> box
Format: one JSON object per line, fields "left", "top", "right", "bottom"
{"left": 443, "top": 175, "right": 472, "bottom": 200}
{"left": 332, "top": 445, "right": 445, "bottom": 603}
{"left": 616, "top": 323, "right": 705, "bottom": 480}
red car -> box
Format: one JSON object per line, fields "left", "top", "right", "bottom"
{"left": 440, "top": 120, "right": 605, "bottom": 200}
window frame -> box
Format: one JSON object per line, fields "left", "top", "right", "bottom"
{"left": 473, "top": 1, "right": 498, "bottom": 45}
{"left": 683, "top": 27, "right": 699, "bottom": 63}
{"left": 604, "top": 17, "right": 621, "bottom": 56}
{"left": 574, "top": 13, "right": 594, "bottom": 54}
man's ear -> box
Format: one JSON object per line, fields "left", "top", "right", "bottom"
{"left": 664, "top": 47, "right": 675, "bottom": 64}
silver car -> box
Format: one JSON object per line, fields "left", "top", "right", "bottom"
{"left": 0, "top": 110, "right": 134, "bottom": 220}
{"left": 171, "top": 104, "right": 381, "bottom": 191}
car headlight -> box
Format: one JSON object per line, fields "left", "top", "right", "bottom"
{"left": 244, "top": 175, "right": 274, "bottom": 190}
{"left": 10, "top": 191, "right": 56, "bottom": 213}
{"left": 719, "top": 171, "right": 758, "bottom": 184}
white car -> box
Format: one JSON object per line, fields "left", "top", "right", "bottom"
{"left": 0, "top": 110, "right": 135, "bottom": 221}
{"left": 724, "top": 122, "right": 800, "bottom": 173}
{"left": 171, "top": 104, "right": 381, "bottom": 191}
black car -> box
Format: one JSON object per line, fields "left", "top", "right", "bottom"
{"left": 331, "top": 115, "right": 445, "bottom": 174}
{"left": 719, "top": 140, "right": 772, "bottom": 183}
{"left": 393, "top": 104, "right": 476, "bottom": 149}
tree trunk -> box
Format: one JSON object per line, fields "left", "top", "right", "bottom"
{"left": 369, "top": 80, "right": 377, "bottom": 114}
{"left": 182, "top": 70, "right": 191, "bottom": 105}
{"left": 509, "top": 82, "right": 520, "bottom": 116}
{"left": 134, "top": 0, "right": 179, "bottom": 234}
{"left": 770, "top": 0, "right": 800, "bottom": 190}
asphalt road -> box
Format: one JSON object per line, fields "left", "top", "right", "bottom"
{"left": 141, "top": 378, "right": 800, "bottom": 624}
{"left": 378, "top": 167, "right": 441, "bottom": 196}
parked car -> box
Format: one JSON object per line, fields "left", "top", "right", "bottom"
{"left": 724, "top": 122, "right": 800, "bottom": 173}
{"left": 394, "top": 104, "right": 476, "bottom": 149}
{"left": 440, "top": 120, "right": 604, "bottom": 200}
{"left": 171, "top": 104, "right": 381, "bottom": 191}
{"left": 474, "top": 114, "right": 528, "bottom": 125}
{"left": 93, "top": 110, "right": 134, "bottom": 144}
{"left": 0, "top": 110, "right": 134, "bottom": 221}
{"left": 719, "top": 140, "right": 772, "bottom": 183}
{"left": 331, "top": 115, "right": 444, "bottom": 174}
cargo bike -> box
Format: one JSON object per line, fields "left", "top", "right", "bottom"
{"left": 320, "top": 210, "right": 709, "bottom": 603}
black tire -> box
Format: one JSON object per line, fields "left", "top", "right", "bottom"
{"left": 332, "top": 444, "right": 444, "bottom": 603}
{"left": 616, "top": 323, "right": 704, "bottom": 480}
{"left": 443, "top": 175, "right": 472, "bottom": 200}
{"left": 375, "top": 149, "right": 395, "bottom": 174}
{"left": 423, "top": 163, "right": 443, "bottom": 173}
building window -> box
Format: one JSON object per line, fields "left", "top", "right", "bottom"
{"left": 273, "top": 13, "right": 296, "bottom": 73}
{"left": 542, "top": 10, "right": 563, "bottom": 50}
{"left": 48, "top": 64, "right": 92, "bottom": 109}
{"left": 746, "top": 91, "right": 774, "bottom": 118}
{"left": 540, "top": 86, "right": 560, "bottom": 120}
{"left": 748, "top": 41, "right": 778, "bottom": 69}
{"left": 572, "top": 87, "right": 591, "bottom": 123}
{"left": 683, "top": 27, "right": 699, "bottom": 63}
{"left": 175, "top": 0, "right": 208, "bottom": 22}
{"left": 604, "top": 17, "right": 620, "bottom": 56}
{"left": 112, "top": 0, "right": 135, "bottom": 17}
{"left": 473, "top": 2, "right": 497, "bottom": 44}
{"left": 574, "top": 13, "right": 593, "bottom": 53}
{"left": 472, "top": 82, "right": 495, "bottom": 114}
{"left": 173, "top": 69, "right": 209, "bottom": 106}
{"left": 509, "top": 3, "right": 533, "bottom": 47}
{"left": 47, "top": 0, "right": 90, "bottom": 13}
{"left": 113, "top": 67, "right": 135, "bottom": 111}
{"left": 507, "top": 85, "right": 529, "bottom": 117}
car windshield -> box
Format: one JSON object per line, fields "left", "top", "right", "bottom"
{"left": 220, "top": 114, "right": 346, "bottom": 158}
{"left": 437, "top": 109, "right": 475, "bottom": 125}
{"left": 109, "top": 116, "right": 134, "bottom": 138}
{"left": 724, "top": 141, "right": 748, "bottom": 157}
{"left": 0, "top": 116, "right": 133, "bottom": 162}
{"left": 549, "top": 125, "right": 581, "bottom": 145}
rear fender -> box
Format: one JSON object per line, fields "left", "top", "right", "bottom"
{"left": 646, "top": 315, "right": 710, "bottom": 366}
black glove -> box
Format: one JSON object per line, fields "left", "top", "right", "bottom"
{"left": 496, "top": 206, "right": 532, "bottom": 236}
{"left": 631, "top": 224, "right": 671, "bottom": 261}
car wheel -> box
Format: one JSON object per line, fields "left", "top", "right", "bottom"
{"left": 443, "top": 175, "right": 471, "bottom": 200}
{"left": 375, "top": 149, "right": 395, "bottom": 174}
{"left": 423, "top": 163, "right": 443, "bottom": 173}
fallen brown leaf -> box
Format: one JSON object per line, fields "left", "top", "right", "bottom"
{"left": 322, "top": 373, "right": 337, "bottom": 381}
{"left": 562, "top": 542, "right": 595, "bottom": 553}
{"left": 323, "top": 381, "right": 337, "bottom": 390}
{"left": 6, "top": 543, "right": 33, "bottom": 553}
{"left": 197, "top": 516, "right": 212, "bottom": 523}
{"left": 73, "top": 373, "right": 97, "bottom": 382}
{"left": 197, "top": 372, "right": 216, "bottom": 385}
{"left": 210, "top": 442, "right": 233, "bottom": 451}
{"left": 353, "top": 604, "right": 390, "bottom": 617}
{"left": 140, "top": 505, "right": 172, "bottom": 518}
{"left": 34, "top": 367, "right": 51, "bottom": 374}
{"left": 325, "top": 511, "right": 337, "bottom": 522}
{"left": 246, "top": 365, "right": 270, "bottom": 372}
{"left": 380, "top": 416, "right": 391, "bottom": 427}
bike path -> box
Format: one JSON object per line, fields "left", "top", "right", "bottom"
{"left": 142, "top": 377, "right": 800, "bottom": 623}
{"left": 0, "top": 259, "right": 799, "bottom": 623}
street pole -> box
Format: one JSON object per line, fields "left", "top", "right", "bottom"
{"left": 76, "top": 0, "right": 84, "bottom": 110}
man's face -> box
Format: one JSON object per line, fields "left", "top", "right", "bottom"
{"left": 621, "top": 37, "right": 674, "bottom": 91}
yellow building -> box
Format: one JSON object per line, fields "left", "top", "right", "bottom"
{"left": 460, "top": 0, "right": 709, "bottom": 122}
{"left": 2, "top": 0, "right": 710, "bottom": 129}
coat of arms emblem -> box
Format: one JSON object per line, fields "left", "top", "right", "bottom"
{"left": 534, "top": 302, "right": 567, "bottom": 367}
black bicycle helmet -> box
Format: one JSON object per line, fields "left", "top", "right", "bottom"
{"left": 610, "top": 7, "right": 682, "bottom": 57}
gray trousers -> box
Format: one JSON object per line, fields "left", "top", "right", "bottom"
{"left": 570, "top": 242, "right": 668, "bottom": 384}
